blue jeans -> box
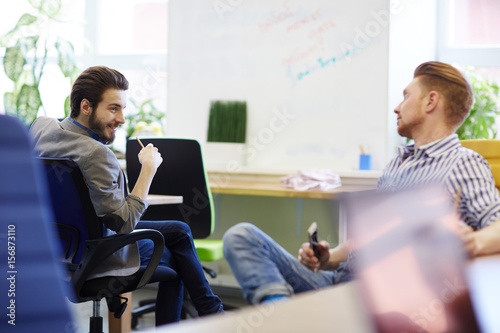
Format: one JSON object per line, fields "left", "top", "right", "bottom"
{"left": 136, "top": 220, "right": 222, "bottom": 325}
{"left": 223, "top": 222, "right": 351, "bottom": 304}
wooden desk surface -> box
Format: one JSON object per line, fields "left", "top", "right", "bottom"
{"left": 207, "top": 169, "right": 377, "bottom": 199}
{"left": 147, "top": 194, "right": 183, "bottom": 205}
{"left": 148, "top": 282, "right": 373, "bottom": 333}
{"left": 209, "top": 180, "right": 375, "bottom": 199}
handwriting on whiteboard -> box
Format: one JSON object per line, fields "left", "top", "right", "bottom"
{"left": 257, "top": 1, "right": 385, "bottom": 87}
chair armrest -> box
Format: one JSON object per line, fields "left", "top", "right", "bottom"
{"left": 72, "top": 229, "right": 165, "bottom": 295}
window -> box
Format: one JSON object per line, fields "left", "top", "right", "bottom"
{"left": 85, "top": 0, "right": 168, "bottom": 152}
{"left": 445, "top": 0, "right": 500, "bottom": 47}
{"left": 0, "top": 0, "right": 86, "bottom": 119}
{"left": 0, "top": 0, "right": 168, "bottom": 153}
{"left": 437, "top": 0, "right": 500, "bottom": 83}
{"left": 93, "top": 0, "right": 168, "bottom": 55}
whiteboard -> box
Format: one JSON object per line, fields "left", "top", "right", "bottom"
{"left": 167, "top": 0, "right": 390, "bottom": 171}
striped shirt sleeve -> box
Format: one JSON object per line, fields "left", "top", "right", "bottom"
{"left": 447, "top": 153, "right": 500, "bottom": 229}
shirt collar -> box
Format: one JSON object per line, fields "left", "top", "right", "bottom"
{"left": 397, "top": 134, "right": 461, "bottom": 160}
{"left": 68, "top": 117, "right": 104, "bottom": 143}
{"left": 397, "top": 144, "right": 415, "bottom": 161}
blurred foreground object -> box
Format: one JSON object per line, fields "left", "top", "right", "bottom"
{"left": 345, "top": 186, "right": 480, "bottom": 333}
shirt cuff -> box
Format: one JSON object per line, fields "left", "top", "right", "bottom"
{"left": 127, "top": 194, "right": 150, "bottom": 212}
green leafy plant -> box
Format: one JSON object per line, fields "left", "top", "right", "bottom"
{"left": 0, "top": 0, "right": 80, "bottom": 126}
{"left": 207, "top": 100, "right": 247, "bottom": 143}
{"left": 124, "top": 98, "right": 165, "bottom": 138}
{"left": 456, "top": 67, "right": 500, "bottom": 139}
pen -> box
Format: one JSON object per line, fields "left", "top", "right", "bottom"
{"left": 136, "top": 137, "right": 145, "bottom": 149}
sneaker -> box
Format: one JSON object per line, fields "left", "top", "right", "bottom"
{"left": 260, "top": 295, "right": 289, "bottom": 303}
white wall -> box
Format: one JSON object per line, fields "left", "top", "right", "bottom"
{"left": 387, "top": 0, "right": 437, "bottom": 160}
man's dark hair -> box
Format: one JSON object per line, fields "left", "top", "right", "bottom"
{"left": 70, "top": 66, "right": 129, "bottom": 118}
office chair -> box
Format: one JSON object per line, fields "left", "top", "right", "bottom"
{"left": 460, "top": 139, "right": 500, "bottom": 190}
{"left": 0, "top": 115, "right": 74, "bottom": 332}
{"left": 126, "top": 138, "right": 225, "bottom": 327}
{"left": 37, "top": 157, "right": 177, "bottom": 333}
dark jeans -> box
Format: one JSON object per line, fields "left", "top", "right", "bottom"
{"left": 136, "top": 220, "right": 222, "bottom": 325}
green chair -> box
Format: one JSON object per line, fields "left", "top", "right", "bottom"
{"left": 126, "top": 138, "right": 224, "bottom": 325}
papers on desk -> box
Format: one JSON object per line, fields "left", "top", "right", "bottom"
{"left": 280, "top": 168, "right": 341, "bottom": 191}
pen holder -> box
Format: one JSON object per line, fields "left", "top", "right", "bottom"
{"left": 359, "top": 154, "right": 371, "bottom": 170}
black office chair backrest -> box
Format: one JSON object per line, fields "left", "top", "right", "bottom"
{"left": 38, "top": 157, "right": 103, "bottom": 265}
{"left": 37, "top": 156, "right": 174, "bottom": 303}
{"left": 126, "top": 138, "right": 213, "bottom": 239}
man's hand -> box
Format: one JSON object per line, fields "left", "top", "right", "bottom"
{"left": 456, "top": 221, "right": 478, "bottom": 256}
{"left": 460, "top": 220, "right": 500, "bottom": 257}
{"left": 130, "top": 143, "right": 163, "bottom": 200}
{"left": 298, "top": 240, "right": 330, "bottom": 271}
{"left": 138, "top": 143, "right": 163, "bottom": 170}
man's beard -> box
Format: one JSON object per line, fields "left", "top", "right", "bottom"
{"left": 397, "top": 116, "right": 424, "bottom": 140}
{"left": 88, "top": 111, "right": 115, "bottom": 145}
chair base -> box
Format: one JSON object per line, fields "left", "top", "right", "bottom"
{"left": 89, "top": 300, "right": 104, "bottom": 333}
{"left": 131, "top": 301, "right": 155, "bottom": 329}
{"left": 131, "top": 291, "right": 199, "bottom": 328}
{"left": 89, "top": 316, "right": 103, "bottom": 333}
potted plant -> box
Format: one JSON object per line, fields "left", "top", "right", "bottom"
{"left": 0, "top": 0, "right": 80, "bottom": 126}
{"left": 456, "top": 67, "right": 500, "bottom": 139}
{"left": 205, "top": 100, "right": 247, "bottom": 167}
{"left": 124, "top": 98, "right": 165, "bottom": 138}
{"left": 207, "top": 100, "right": 247, "bottom": 143}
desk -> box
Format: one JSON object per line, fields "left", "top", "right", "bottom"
{"left": 119, "top": 158, "right": 378, "bottom": 242}
{"left": 208, "top": 171, "right": 377, "bottom": 243}
{"left": 147, "top": 194, "right": 183, "bottom": 205}
{"left": 210, "top": 180, "right": 374, "bottom": 199}
{"left": 147, "top": 282, "right": 373, "bottom": 333}
{"left": 467, "top": 254, "right": 500, "bottom": 333}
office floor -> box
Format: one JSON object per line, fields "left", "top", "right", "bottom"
{"left": 67, "top": 283, "right": 247, "bottom": 332}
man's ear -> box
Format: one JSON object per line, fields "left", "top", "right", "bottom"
{"left": 80, "top": 99, "right": 92, "bottom": 116}
{"left": 424, "top": 91, "right": 440, "bottom": 113}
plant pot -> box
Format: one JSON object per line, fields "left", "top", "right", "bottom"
{"left": 203, "top": 142, "right": 247, "bottom": 170}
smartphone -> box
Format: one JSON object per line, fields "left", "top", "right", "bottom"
{"left": 307, "top": 222, "right": 320, "bottom": 259}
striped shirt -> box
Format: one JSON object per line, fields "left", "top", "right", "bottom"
{"left": 341, "top": 134, "right": 500, "bottom": 281}
{"left": 378, "top": 134, "right": 500, "bottom": 229}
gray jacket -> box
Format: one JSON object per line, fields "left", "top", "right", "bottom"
{"left": 30, "top": 117, "right": 148, "bottom": 278}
